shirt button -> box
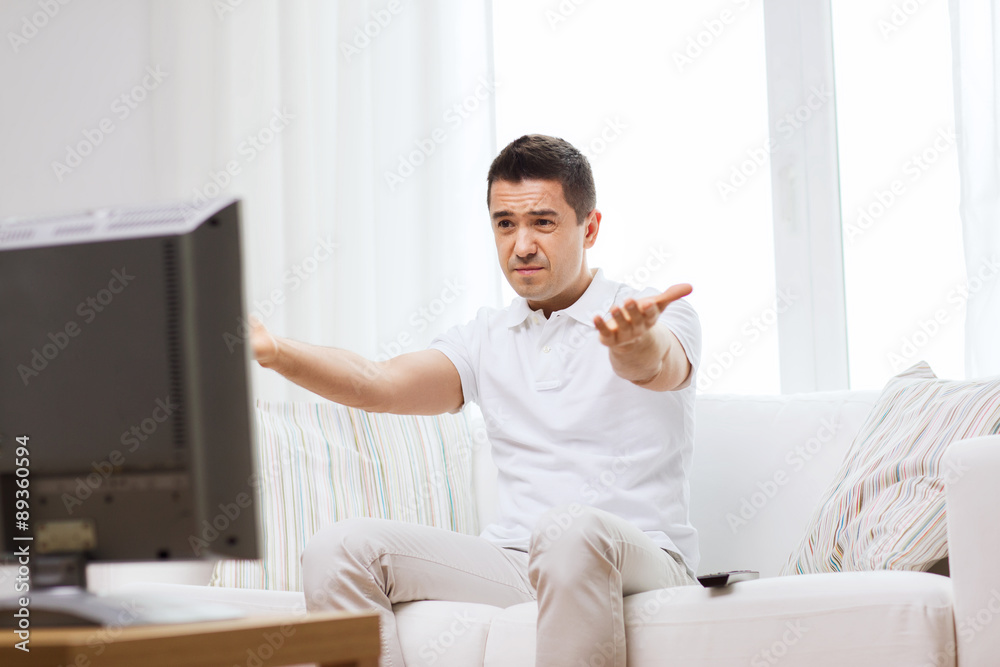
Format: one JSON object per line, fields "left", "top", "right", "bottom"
{"left": 542, "top": 346, "right": 551, "bottom": 353}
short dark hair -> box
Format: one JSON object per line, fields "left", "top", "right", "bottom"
{"left": 486, "top": 134, "right": 596, "bottom": 224}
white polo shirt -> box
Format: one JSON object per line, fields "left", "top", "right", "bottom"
{"left": 430, "top": 268, "right": 701, "bottom": 574}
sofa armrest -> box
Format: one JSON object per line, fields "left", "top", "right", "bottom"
{"left": 944, "top": 435, "right": 1000, "bottom": 667}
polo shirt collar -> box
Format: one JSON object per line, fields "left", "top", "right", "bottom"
{"left": 503, "top": 268, "right": 618, "bottom": 329}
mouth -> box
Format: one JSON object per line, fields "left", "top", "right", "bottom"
{"left": 513, "top": 266, "right": 544, "bottom": 276}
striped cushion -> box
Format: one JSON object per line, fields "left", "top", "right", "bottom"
{"left": 210, "top": 401, "right": 479, "bottom": 591}
{"left": 781, "top": 361, "right": 1000, "bottom": 574}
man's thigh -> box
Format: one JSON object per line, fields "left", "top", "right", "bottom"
{"left": 302, "top": 518, "right": 535, "bottom": 608}
{"left": 529, "top": 505, "right": 695, "bottom": 593}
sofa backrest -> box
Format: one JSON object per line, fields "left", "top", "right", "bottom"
{"left": 689, "top": 390, "right": 879, "bottom": 577}
{"left": 468, "top": 390, "right": 880, "bottom": 578}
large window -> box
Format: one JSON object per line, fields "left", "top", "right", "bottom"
{"left": 493, "top": 0, "right": 780, "bottom": 394}
{"left": 832, "top": 0, "right": 964, "bottom": 388}
{"left": 494, "top": 0, "right": 965, "bottom": 393}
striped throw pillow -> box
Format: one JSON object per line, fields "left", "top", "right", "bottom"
{"left": 210, "top": 401, "right": 479, "bottom": 591}
{"left": 781, "top": 361, "right": 1000, "bottom": 574}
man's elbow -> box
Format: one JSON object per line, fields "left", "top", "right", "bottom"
{"left": 632, "top": 358, "right": 691, "bottom": 392}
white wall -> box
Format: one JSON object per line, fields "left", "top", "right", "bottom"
{"left": 1, "top": 0, "right": 161, "bottom": 215}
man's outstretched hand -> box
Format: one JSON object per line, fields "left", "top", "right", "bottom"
{"left": 593, "top": 283, "right": 693, "bottom": 348}
{"left": 250, "top": 316, "right": 280, "bottom": 366}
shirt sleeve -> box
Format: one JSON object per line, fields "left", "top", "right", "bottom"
{"left": 428, "top": 308, "right": 485, "bottom": 410}
{"left": 658, "top": 297, "right": 701, "bottom": 391}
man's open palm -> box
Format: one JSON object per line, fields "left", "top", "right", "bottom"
{"left": 593, "top": 283, "right": 693, "bottom": 348}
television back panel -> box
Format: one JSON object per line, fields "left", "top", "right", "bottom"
{"left": 0, "top": 200, "right": 259, "bottom": 561}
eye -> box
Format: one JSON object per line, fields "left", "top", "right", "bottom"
{"left": 536, "top": 219, "right": 554, "bottom": 226}
{"left": 496, "top": 219, "right": 513, "bottom": 229}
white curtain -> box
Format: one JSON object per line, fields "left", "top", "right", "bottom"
{"left": 148, "top": 0, "right": 502, "bottom": 400}
{"left": 950, "top": 0, "right": 1000, "bottom": 379}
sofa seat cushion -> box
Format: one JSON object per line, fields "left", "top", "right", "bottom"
{"left": 480, "top": 572, "right": 954, "bottom": 667}
{"left": 395, "top": 600, "right": 505, "bottom": 667}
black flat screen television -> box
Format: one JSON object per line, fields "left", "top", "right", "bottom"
{"left": 0, "top": 198, "right": 260, "bottom": 625}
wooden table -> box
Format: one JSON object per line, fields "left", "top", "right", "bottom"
{"left": 0, "top": 610, "right": 379, "bottom": 667}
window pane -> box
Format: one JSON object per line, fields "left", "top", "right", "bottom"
{"left": 832, "top": 0, "right": 964, "bottom": 387}
{"left": 493, "top": 0, "right": 778, "bottom": 393}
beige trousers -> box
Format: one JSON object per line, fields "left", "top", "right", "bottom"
{"left": 301, "top": 505, "right": 696, "bottom": 667}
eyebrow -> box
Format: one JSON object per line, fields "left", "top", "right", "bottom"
{"left": 491, "top": 208, "right": 560, "bottom": 219}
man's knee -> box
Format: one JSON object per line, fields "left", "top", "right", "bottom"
{"left": 529, "top": 504, "right": 608, "bottom": 557}
{"left": 302, "top": 518, "right": 380, "bottom": 565}
{"left": 528, "top": 505, "right": 613, "bottom": 592}
{"left": 301, "top": 518, "right": 388, "bottom": 607}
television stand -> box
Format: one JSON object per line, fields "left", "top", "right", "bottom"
{"left": 0, "top": 610, "right": 381, "bottom": 667}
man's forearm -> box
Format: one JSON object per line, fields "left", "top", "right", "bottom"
{"left": 608, "top": 324, "right": 691, "bottom": 391}
{"left": 260, "top": 337, "right": 391, "bottom": 410}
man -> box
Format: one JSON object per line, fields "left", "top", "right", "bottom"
{"left": 251, "top": 134, "right": 701, "bottom": 667}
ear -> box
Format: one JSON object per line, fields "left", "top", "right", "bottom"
{"left": 583, "top": 209, "right": 601, "bottom": 249}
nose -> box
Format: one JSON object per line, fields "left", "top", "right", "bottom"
{"left": 513, "top": 227, "right": 537, "bottom": 259}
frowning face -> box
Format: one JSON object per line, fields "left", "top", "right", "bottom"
{"left": 489, "top": 178, "right": 600, "bottom": 316}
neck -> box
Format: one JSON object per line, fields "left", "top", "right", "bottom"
{"left": 528, "top": 266, "right": 596, "bottom": 318}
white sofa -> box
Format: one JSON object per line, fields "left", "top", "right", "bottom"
{"left": 12, "top": 390, "right": 999, "bottom": 667}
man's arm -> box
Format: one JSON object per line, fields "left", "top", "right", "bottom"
{"left": 251, "top": 319, "right": 464, "bottom": 415}
{"left": 593, "top": 284, "right": 693, "bottom": 392}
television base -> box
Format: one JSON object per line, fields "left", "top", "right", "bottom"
{"left": 0, "top": 586, "right": 246, "bottom": 628}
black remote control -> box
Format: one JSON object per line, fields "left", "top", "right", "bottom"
{"left": 697, "top": 570, "right": 760, "bottom": 587}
